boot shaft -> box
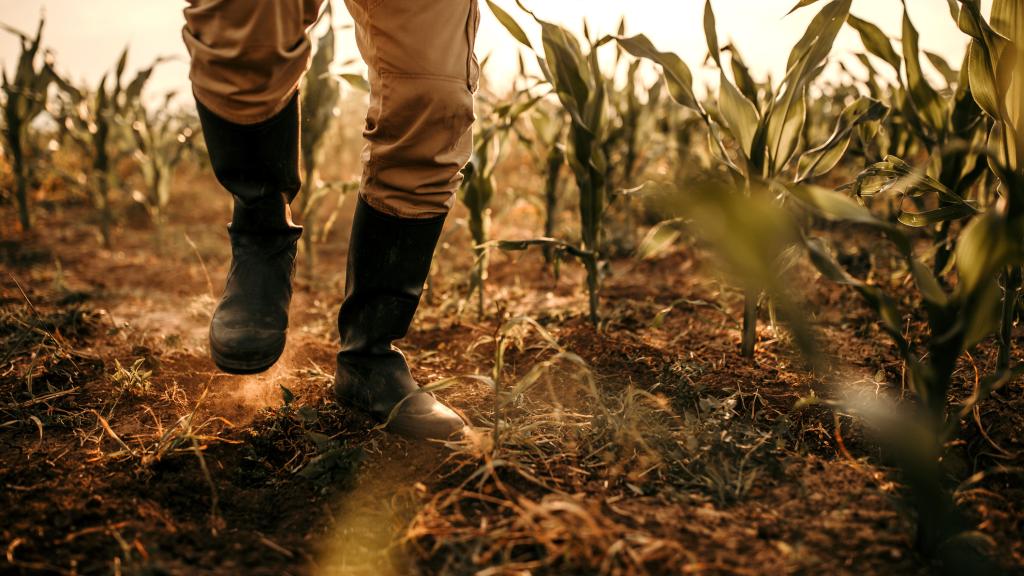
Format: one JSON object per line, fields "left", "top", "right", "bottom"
{"left": 337, "top": 198, "right": 446, "bottom": 355}
{"left": 196, "top": 91, "right": 301, "bottom": 219}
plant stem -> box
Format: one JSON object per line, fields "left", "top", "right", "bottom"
{"left": 543, "top": 146, "right": 563, "bottom": 264}
{"left": 299, "top": 165, "right": 316, "bottom": 282}
{"left": 15, "top": 157, "right": 30, "bottom": 231}
{"left": 741, "top": 290, "right": 757, "bottom": 358}
{"left": 999, "top": 266, "right": 1021, "bottom": 371}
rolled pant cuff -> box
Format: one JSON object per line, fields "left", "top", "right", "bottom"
{"left": 359, "top": 191, "right": 452, "bottom": 220}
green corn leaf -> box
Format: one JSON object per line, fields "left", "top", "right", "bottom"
{"left": 718, "top": 70, "right": 760, "bottom": 158}
{"left": 924, "top": 51, "right": 958, "bottom": 86}
{"left": 784, "top": 0, "right": 852, "bottom": 83}
{"left": 613, "top": 34, "right": 701, "bottom": 113}
{"left": 797, "top": 96, "right": 889, "bottom": 181}
{"left": 847, "top": 14, "right": 901, "bottom": 72}
{"left": 991, "top": 0, "right": 1024, "bottom": 41}
{"left": 541, "top": 25, "right": 591, "bottom": 129}
{"left": 124, "top": 56, "right": 170, "bottom": 105}
{"left": 991, "top": 0, "right": 1024, "bottom": 170}
{"left": 787, "top": 182, "right": 916, "bottom": 256}
{"left": 704, "top": 0, "right": 721, "bottom": 67}
{"left": 909, "top": 259, "right": 948, "bottom": 306}
{"left": 637, "top": 217, "right": 685, "bottom": 260}
{"left": 770, "top": 0, "right": 850, "bottom": 174}
{"left": 789, "top": 183, "right": 880, "bottom": 225}
{"left": 950, "top": 49, "right": 977, "bottom": 128}
{"left": 338, "top": 73, "right": 369, "bottom": 92}
{"left": 486, "top": 0, "right": 532, "bottom": 49}
{"left": 0, "top": 21, "right": 31, "bottom": 41}
{"left": 966, "top": 40, "right": 1002, "bottom": 120}
{"left": 765, "top": 88, "right": 806, "bottom": 175}
{"left": 724, "top": 44, "right": 759, "bottom": 104}
{"left": 786, "top": 0, "right": 827, "bottom": 15}
{"left": 956, "top": 212, "right": 1010, "bottom": 296}
{"left": 961, "top": 282, "right": 1003, "bottom": 349}
{"left": 897, "top": 204, "right": 978, "bottom": 227}
{"left": 805, "top": 237, "right": 907, "bottom": 338}
{"left": 946, "top": 0, "right": 960, "bottom": 22}
{"left": 113, "top": 45, "right": 128, "bottom": 94}
{"left": 901, "top": 7, "right": 946, "bottom": 135}
{"left": 855, "top": 53, "right": 885, "bottom": 99}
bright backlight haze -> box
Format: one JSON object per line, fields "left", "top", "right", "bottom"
{"left": 0, "top": 0, "right": 990, "bottom": 108}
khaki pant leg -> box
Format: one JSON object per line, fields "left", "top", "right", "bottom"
{"left": 183, "top": 0, "right": 324, "bottom": 125}
{"left": 344, "top": 0, "right": 481, "bottom": 218}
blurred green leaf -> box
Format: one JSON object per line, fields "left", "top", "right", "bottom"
{"left": 847, "top": 14, "right": 901, "bottom": 72}
{"left": 486, "top": 0, "right": 533, "bottom": 49}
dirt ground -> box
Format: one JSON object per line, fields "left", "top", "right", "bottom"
{"left": 1, "top": 168, "right": 1023, "bottom": 575}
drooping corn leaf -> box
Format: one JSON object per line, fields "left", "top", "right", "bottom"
{"left": 797, "top": 96, "right": 889, "bottom": 181}
{"left": 805, "top": 237, "right": 908, "bottom": 338}
{"left": 723, "top": 44, "right": 760, "bottom": 105}
{"left": 897, "top": 204, "right": 977, "bottom": 228}
{"left": 613, "top": 34, "right": 701, "bottom": 113}
{"left": 924, "top": 51, "right": 958, "bottom": 86}
{"left": 847, "top": 14, "right": 901, "bottom": 72}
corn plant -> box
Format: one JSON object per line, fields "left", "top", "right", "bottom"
{"left": 50, "top": 48, "right": 164, "bottom": 248}
{"left": 789, "top": 173, "right": 1021, "bottom": 557}
{"left": 1, "top": 16, "right": 57, "bottom": 231}
{"left": 846, "top": 8, "right": 989, "bottom": 277}
{"left": 295, "top": 3, "right": 341, "bottom": 281}
{"left": 611, "top": 0, "right": 884, "bottom": 357}
{"left": 487, "top": 1, "right": 613, "bottom": 324}
{"left": 130, "top": 92, "right": 197, "bottom": 253}
{"left": 460, "top": 71, "right": 544, "bottom": 317}
{"left": 666, "top": 167, "right": 1006, "bottom": 560}
{"left": 847, "top": 1, "right": 1024, "bottom": 374}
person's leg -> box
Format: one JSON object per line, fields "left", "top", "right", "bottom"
{"left": 182, "top": 0, "right": 324, "bottom": 374}
{"left": 334, "top": 0, "right": 480, "bottom": 440}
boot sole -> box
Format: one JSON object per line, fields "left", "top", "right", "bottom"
{"left": 209, "top": 330, "right": 286, "bottom": 375}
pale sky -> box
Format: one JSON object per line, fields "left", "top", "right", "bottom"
{"left": 0, "top": 0, "right": 987, "bottom": 108}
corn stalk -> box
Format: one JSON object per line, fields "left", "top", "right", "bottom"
{"left": 539, "top": 124, "right": 566, "bottom": 266}
{"left": 1, "top": 17, "right": 57, "bottom": 231}
{"left": 130, "top": 91, "right": 197, "bottom": 253}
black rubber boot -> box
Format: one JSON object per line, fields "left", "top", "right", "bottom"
{"left": 334, "top": 198, "right": 466, "bottom": 441}
{"left": 197, "top": 93, "right": 302, "bottom": 375}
